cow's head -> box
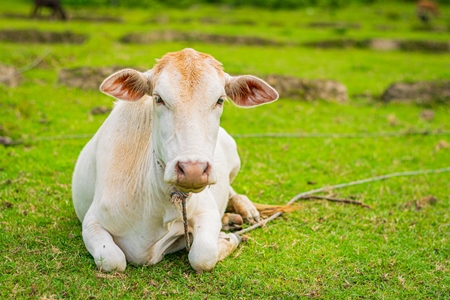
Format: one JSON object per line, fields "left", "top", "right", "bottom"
{"left": 100, "top": 48, "right": 278, "bottom": 193}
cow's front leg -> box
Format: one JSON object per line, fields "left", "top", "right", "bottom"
{"left": 217, "top": 232, "right": 241, "bottom": 261}
{"left": 82, "top": 213, "right": 127, "bottom": 272}
{"left": 189, "top": 211, "right": 241, "bottom": 271}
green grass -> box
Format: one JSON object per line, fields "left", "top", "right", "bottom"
{"left": 1, "top": 2, "right": 450, "bottom": 299}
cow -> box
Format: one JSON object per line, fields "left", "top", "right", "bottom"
{"left": 72, "top": 48, "right": 279, "bottom": 272}
{"left": 31, "top": 0, "right": 67, "bottom": 20}
{"left": 416, "top": 0, "right": 439, "bottom": 24}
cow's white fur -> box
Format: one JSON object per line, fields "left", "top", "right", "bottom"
{"left": 72, "top": 48, "right": 278, "bottom": 272}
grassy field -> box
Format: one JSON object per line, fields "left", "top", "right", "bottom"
{"left": 1, "top": 1, "right": 450, "bottom": 298}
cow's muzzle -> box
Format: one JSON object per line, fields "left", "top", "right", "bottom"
{"left": 164, "top": 156, "right": 217, "bottom": 192}
{"left": 173, "top": 160, "right": 213, "bottom": 192}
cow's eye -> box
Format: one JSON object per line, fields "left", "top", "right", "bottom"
{"left": 217, "top": 98, "right": 224, "bottom": 105}
{"left": 154, "top": 95, "right": 165, "bottom": 105}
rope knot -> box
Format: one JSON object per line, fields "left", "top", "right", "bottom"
{"left": 170, "top": 191, "right": 189, "bottom": 204}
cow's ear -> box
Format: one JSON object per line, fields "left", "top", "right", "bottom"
{"left": 100, "top": 69, "right": 152, "bottom": 101}
{"left": 225, "top": 74, "right": 279, "bottom": 107}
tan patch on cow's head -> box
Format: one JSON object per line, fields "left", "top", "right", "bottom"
{"left": 152, "top": 48, "right": 224, "bottom": 99}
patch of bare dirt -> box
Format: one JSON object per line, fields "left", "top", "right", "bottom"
{"left": 411, "top": 24, "right": 448, "bottom": 33}
{"left": 146, "top": 16, "right": 257, "bottom": 26}
{"left": 369, "top": 39, "right": 399, "bottom": 51}
{"left": 405, "top": 195, "right": 437, "bottom": 211}
{"left": 0, "top": 64, "right": 21, "bottom": 87}
{"left": 374, "top": 24, "right": 397, "bottom": 31}
{"left": 1, "top": 12, "right": 33, "bottom": 19}
{"left": 435, "top": 140, "right": 449, "bottom": 151}
{"left": 58, "top": 67, "right": 347, "bottom": 102}
{"left": 229, "top": 19, "right": 257, "bottom": 26}
{"left": 304, "top": 38, "right": 449, "bottom": 53}
{"left": 91, "top": 106, "right": 112, "bottom": 115}
{"left": 382, "top": 81, "right": 450, "bottom": 104}
{"left": 121, "top": 30, "right": 282, "bottom": 46}
{"left": 0, "top": 136, "right": 13, "bottom": 146}
{"left": 58, "top": 66, "right": 129, "bottom": 90}
{"left": 264, "top": 75, "right": 348, "bottom": 102}
{"left": 70, "top": 15, "right": 123, "bottom": 23}
{"left": 146, "top": 15, "right": 171, "bottom": 24}
{"left": 303, "top": 39, "right": 369, "bottom": 49}
{"left": 1, "top": 12, "right": 122, "bottom": 23}
{"left": 267, "top": 21, "right": 285, "bottom": 27}
{"left": 0, "top": 29, "right": 87, "bottom": 44}
{"left": 307, "top": 22, "right": 360, "bottom": 29}
{"left": 2, "top": 12, "right": 65, "bottom": 21}
{"left": 399, "top": 40, "right": 450, "bottom": 52}
{"left": 419, "top": 109, "right": 435, "bottom": 121}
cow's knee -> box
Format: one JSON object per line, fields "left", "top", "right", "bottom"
{"left": 82, "top": 216, "right": 127, "bottom": 272}
{"left": 188, "top": 242, "right": 219, "bottom": 272}
{"left": 93, "top": 242, "right": 127, "bottom": 272}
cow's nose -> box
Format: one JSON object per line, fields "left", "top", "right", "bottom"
{"left": 175, "top": 161, "right": 211, "bottom": 190}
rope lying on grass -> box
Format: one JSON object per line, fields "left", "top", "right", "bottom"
{"left": 232, "top": 131, "right": 450, "bottom": 139}
{"left": 234, "top": 166, "right": 450, "bottom": 236}
{"left": 0, "top": 49, "right": 51, "bottom": 83}
{"left": 4, "top": 130, "right": 450, "bottom": 146}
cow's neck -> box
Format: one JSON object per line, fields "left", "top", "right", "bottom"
{"left": 115, "top": 99, "right": 184, "bottom": 214}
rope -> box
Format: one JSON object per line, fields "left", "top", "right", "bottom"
{"left": 170, "top": 190, "right": 191, "bottom": 251}
{"left": 8, "top": 134, "right": 94, "bottom": 145}
{"left": 0, "top": 49, "right": 51, "bottom": 83}
{"left": 166, "top": 166, "right": 450, "bottom": 250}
{"left": 5, "top": 130, "right": 450, "bottom": 146}
{"left": 232, "top": 130, "right": 450, "bottom": 139}
{"left": 234, "top": 166, "right": 450, "bottom": 236}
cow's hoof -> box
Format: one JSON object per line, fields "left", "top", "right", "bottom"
{"left": 221, "top": 213, "right": 243, "bottom": 231}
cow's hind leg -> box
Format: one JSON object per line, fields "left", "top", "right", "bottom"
{"left": 82, "top": 214, "right": 127, "bottom": 272}
{"left": 221, "top": 213, "right": 243, "bottom": 231}
{"left": 227, "top": 187, "right": 298, "bottom": 225}
{"left": 227, "top": 187, "right": 260, "bottom": 224}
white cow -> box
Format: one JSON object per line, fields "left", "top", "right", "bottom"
{"left": 72, "top": 48, "right": 279, "bottom": 272}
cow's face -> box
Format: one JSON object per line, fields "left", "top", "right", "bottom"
{"left": 150, "top": 51, "right": 226, "bottom": 192}
{"left": 100, "top": 48, "right": 278, "bottom": 193}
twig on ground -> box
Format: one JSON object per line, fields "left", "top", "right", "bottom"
{"left": 0, "top": 177, "right": 25, "bottom": 186}
{"left": 297, "top": 195, "right": 373, "bottom": 209}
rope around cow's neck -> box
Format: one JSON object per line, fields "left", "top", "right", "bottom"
{"left": 170, "top": 190, "right": 191, "bottom": 251}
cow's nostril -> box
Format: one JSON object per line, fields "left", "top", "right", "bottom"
{"left": 203, "top": 163, "right": 211, "bottom": 175}
{"left": 176, "top": 162, "right": 185, "bottom": 175}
